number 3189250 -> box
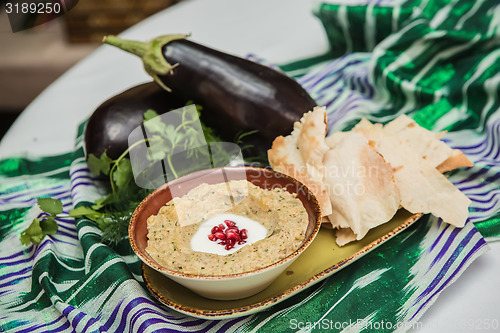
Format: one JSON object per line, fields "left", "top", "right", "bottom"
{"left": 5, "top": 2, "right": 62, "bottom": 14}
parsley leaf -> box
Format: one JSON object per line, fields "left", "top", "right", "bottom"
{"left": 37, "top": 198, "right": 63, "bottom": 216}
{"left": 20, "top": 198, "right": 64, "bottom": 245}
{"left": 144, "top": 111, "right": 167, "bottom": 134}
{"left": 143, "top": 109, "right": 159, "bottom": 122}
{"left": 69, "top": 206, "right": 103, "bottom": 218}
{"left": 20, "top": 218, "right": 44, "bottom": 245}
{"left": 145, "top": 136, "right": 168, "bottom": 162}
{"left": 40, "top": 216, "right": 58, "bottom": 235}
{"left": 113, "top": 158, "right": 133, "bottom": 190}
{"left": 87, "top": 151, "right": 113, "bottom": 176}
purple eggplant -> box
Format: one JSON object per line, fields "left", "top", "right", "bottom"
{"left": 102, "top": 34, "right": 316, "bottom": 154}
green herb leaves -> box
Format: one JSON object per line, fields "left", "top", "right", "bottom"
{"left": 37, "top": 197, "right": 63, "bottom": 216}
{"left": 112, "top": 158, "right": 134, "bottom": 191}
{"left": 20, "top": 218, "right": 44, "bottom": 246}
{"left": 20, "top": 198, "right": 63, "bottom": 246}
{"left": 87, "top": 151, "right": 113, "bottom": 176}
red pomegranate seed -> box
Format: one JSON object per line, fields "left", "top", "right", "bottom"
{"left": 225, "top": 239, "right": 235, "bottom": 250}
{"left": 224, "top": 220, "right": 236, "bottom": 227}
{"left": 240, "top": 229, "right": 248, "bottom": 240}
{"left": 214, "top": 232, "right": 227, "bottom": 240}
{"left": 226, "top": 227, "right": 239, "bottom": 234}
{"left": 208, "top": 221, "right": 248, "bottom": 250}
{"left": 226, "top": 231, "right": 240, "bottom": 241}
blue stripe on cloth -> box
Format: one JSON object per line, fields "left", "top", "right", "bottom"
{"left": 14, "top": 315, "right": 66, "bottom": 333}
{"left": 415, "top": 226, "right": 477, "bottom": 304}
{"left": 410, "top": 235, "right": 487, "bottom": 320}
{"left": 428, "top": 224, "right": 450, "bottom": 253}
{"left": 70, "top": 311, "right": 86, "bottom": 331}
{"left": 80, "top": 316, "right": 103, "bottom": 333}
{"left": 426, "top": 225, "right": 460, "bottom": 271}
{"left": 0, "top": 266, "right": 31, "bottom": 282}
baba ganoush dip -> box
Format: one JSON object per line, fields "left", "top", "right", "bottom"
{"left": 145, "top": 180, "right": 309, "bottom": 275}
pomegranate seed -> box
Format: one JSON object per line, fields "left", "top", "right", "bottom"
{"left": 240, "top": 229, "right": 248, "bottom": 240}
{"left": 214, "top": 232, "right": 227, "bottom": 240}
{"left": 226, "top": 227, "right": 239, "bottom": 234}
{"left": 208, "top": 221, "right": 249, "bottom": 251}
{"left": 226, "top": 231, "right": 240, "bottom": 241}
{"left": 225, "top": 238, "right": 235, "bottom": 250}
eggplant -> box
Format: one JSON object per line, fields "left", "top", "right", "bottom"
{"left": 84, "top": 82, "right": 187, "bottom": 160}
{"left": 102, "top": 34, "right": 317, "bottom": 154}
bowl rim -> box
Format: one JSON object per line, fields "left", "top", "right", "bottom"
{"left": 129, "top": 166, "right": 322, "bottom": 280}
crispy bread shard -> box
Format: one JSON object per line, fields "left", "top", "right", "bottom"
{"left": 335, "top": 227, "right": 357, "bottom": 247}
{"left": 353, "top": 119, "right": 471, "bottom": 228}
{"left": 383, "top": 115, "right": 473, "bottom": 171}
{"left": 268, "top": 106, "right": 332, "bottom": 216}
{"left": 324, "top": 131, "right": 400, "bottom": 241}
{"left": 437, "top": 149, "right": 473, "bottom": 173}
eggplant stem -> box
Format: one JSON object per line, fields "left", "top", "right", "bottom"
{"left": 102, "top": 35, "right": 148, "bottom": 57}
{"left": 102, "top": 34, "right": 189, "bottom": 92}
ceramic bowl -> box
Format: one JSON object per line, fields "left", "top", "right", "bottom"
{"left": 129, "top": 166, "right": 322, "bottom": 300}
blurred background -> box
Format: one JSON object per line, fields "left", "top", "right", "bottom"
{"left": 0, "top": 0, "right": 183, "bottom": 140}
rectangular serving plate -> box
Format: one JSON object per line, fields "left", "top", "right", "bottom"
{"left": 142, "top": 210, "right": 422, "bottom": 319}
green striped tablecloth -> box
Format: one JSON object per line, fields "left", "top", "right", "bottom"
{"left": 1, "top": 0, "right": 499, "bottom": 331}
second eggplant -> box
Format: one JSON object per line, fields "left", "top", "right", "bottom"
{"left": 84, "top": 82, "right": 188, "bottom": 160}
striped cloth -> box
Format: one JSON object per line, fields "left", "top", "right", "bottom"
{"left": 1, "top": 0, "right": 499, "bottom": 331}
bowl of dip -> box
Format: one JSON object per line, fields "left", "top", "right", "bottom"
{"left": 129, "top": 166, "right": 321, "bottom": 300}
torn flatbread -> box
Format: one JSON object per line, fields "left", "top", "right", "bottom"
{"left": 383, "top": 115, "right": 472, "bottom": 171}
{"left": 335, "top": 228, "right": 357, "bottom": 247}
{"left": 268, "top": 106, "right": 332, "bottom": 216}
{"left": 353, "top": 119, "right": 471, "bottom": 228}
{"left": 324, "top": 131, "right": 401, "bottom": 241}
{"left": 436, "top": 149, "right": 473, "bottom": 173}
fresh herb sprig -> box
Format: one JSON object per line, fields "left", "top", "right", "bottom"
{"left": 20, "top": 198, "right": 62, "bottom": 245}
{"left": 20, "top": 150, "right": 146, "bottom": 246}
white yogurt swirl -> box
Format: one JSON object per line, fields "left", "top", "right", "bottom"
{"left": 191, "top": 213, "right": 267, "bottom": 255}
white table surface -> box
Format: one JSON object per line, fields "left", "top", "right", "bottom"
{"left": 0, "top": 0, "right": 498, "bottom": 331}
